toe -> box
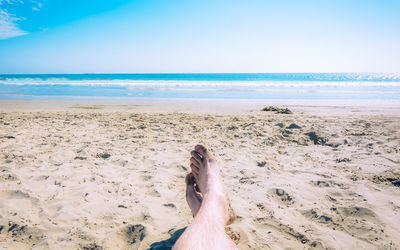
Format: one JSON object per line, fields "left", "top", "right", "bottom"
{"left": 195, "top": 144, "right": 215, "bottom": 162}
{"left": 190, "top": 162, "right": 199, "bottom": 172}
{"left": 191, "top": 150, "right": 203, "bottom": 164}
{"left": 186, "top": 175, "right": 202, "bottom": 198}
{"left": 191, "top": 163, "right": 199, "bottom": 177}
{"left": 193, "top": 184, "right": 203, "bottom": 199}
{"left": 194, "top": 145, "right": 208, "bottom": 159}
{"left": 185, "top": 173, "right": 195, "bottom": 185}
{"left": 190, "top": 157, "right": 201, "bottom": 167}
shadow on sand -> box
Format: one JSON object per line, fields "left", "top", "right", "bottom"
{"left": 148, "top": 227, "right": 186, "bottom": 250}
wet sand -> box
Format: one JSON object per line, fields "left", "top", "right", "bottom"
{"left": 0, "top": 100, "right": 399, "bottom": 249}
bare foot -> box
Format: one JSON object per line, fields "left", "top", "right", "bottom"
{"left": 190, "top": 145, "right": 235, "bottom": 225}
{"left": 185, "top": 173, "right": 203, "bottom": 217}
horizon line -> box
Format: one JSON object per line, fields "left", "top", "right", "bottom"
{"left": 1, "top": 72, "right": 399, "bottom": 75}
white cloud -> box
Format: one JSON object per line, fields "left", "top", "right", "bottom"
{"left": 31, "top": 0, "right": 42, "bottom": 11}
{"left": 0, "top": 0, "right": 42, "bottom": 39}
{"left": 0, "top": 9, "right": 28, "bottom": 39}
{"left": 0, "top": 0, "right": 24, "bottom": 5}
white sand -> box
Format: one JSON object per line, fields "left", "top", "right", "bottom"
{"left": 0, "top": 100, "right": 399, "bottom": 249}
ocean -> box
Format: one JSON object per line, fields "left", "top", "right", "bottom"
{"left": 0, "top": 73, "right": 399, "bottom": 101}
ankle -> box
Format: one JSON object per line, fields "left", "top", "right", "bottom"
{"left": 203, "top": 192, "right": 227, "bottom": 212}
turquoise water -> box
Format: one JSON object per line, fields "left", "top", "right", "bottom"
{"left": 0, "top": 73, "right": 399, "bottom": 100}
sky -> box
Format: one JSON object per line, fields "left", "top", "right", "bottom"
{"left": 0, "top": 0, "right": 399, "bottom": 74}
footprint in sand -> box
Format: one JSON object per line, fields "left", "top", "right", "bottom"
{"left": 100, "top": 224, "right": 146, "bottom": 249}
{"left": 225, "top": 224, "right": 250, "bottom": 248}
{"left": 81, "top": 242, "right": 102, "bottom": 250}
{"left": 0, "top": 190, "right": 40, "bottom": 211}
{"left": 254, "top": 216, "right": 323, "bottom": 248}
{"left": 0, "top": 173, "right": 18, "bottom": 181}
{"left": 126, "top": 224, "right": 146, "bottom": 243}
{"left": 269, "top": 188, "right": 295, "bottom": 206}
{"left": 371, "top": 172, "right": 400, "bottom": 188}
{"left": 69, "top": 229, "right": 102, "bottom": 249}
{"left": 0, "top": 190, "right": 30, "bottom": 199}
{"left": 0, "top": 222, "right": 44, "bottom": 247}
{"left": 302, "top": 209, "right": 336, "bottom": 225}
{"left": 302, "top": 206, "right": 382, "bottom": 242}
{"left": 141, "top": 175, "right": 152, "bottom": 181}
{"left": 102, "top": 220, "right": 149, "bottom": 249}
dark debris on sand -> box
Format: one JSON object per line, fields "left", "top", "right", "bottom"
{"left": 1, "top": 135, "right": 15, "bottom": 139}
{"left": 336, "top": 158, "right": 351, "bottom": 163}
{"left": 257, "top": 161, "right": 267, "bottom": 167}
{"left": 262, "top": 106, "right": 293, "bottom": 114}
{"left": 97, "top": 153, "right": 111, "bottom": 159}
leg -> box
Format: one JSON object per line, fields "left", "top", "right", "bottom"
{"left": 173, "top": 145, "right": 238, "bottom": 250}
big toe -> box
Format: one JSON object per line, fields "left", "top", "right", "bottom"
{"left": 195, "top": 145, "right": 213, "bottom": 160}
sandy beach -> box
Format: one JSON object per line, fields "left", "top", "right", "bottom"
{"left": 0, "top": 100, "right": 399, "bottom": 249}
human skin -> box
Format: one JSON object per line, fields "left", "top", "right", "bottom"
{"left": 173, "top": 145, "right": 238, "bottom": 250}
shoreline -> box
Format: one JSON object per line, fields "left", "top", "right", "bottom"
{"left": 1, "top": 99, "right": 400, "bottom": 116}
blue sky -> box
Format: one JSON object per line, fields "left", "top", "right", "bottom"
{"left": 0, "top": 0, "right": 399, "bottom": 73}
